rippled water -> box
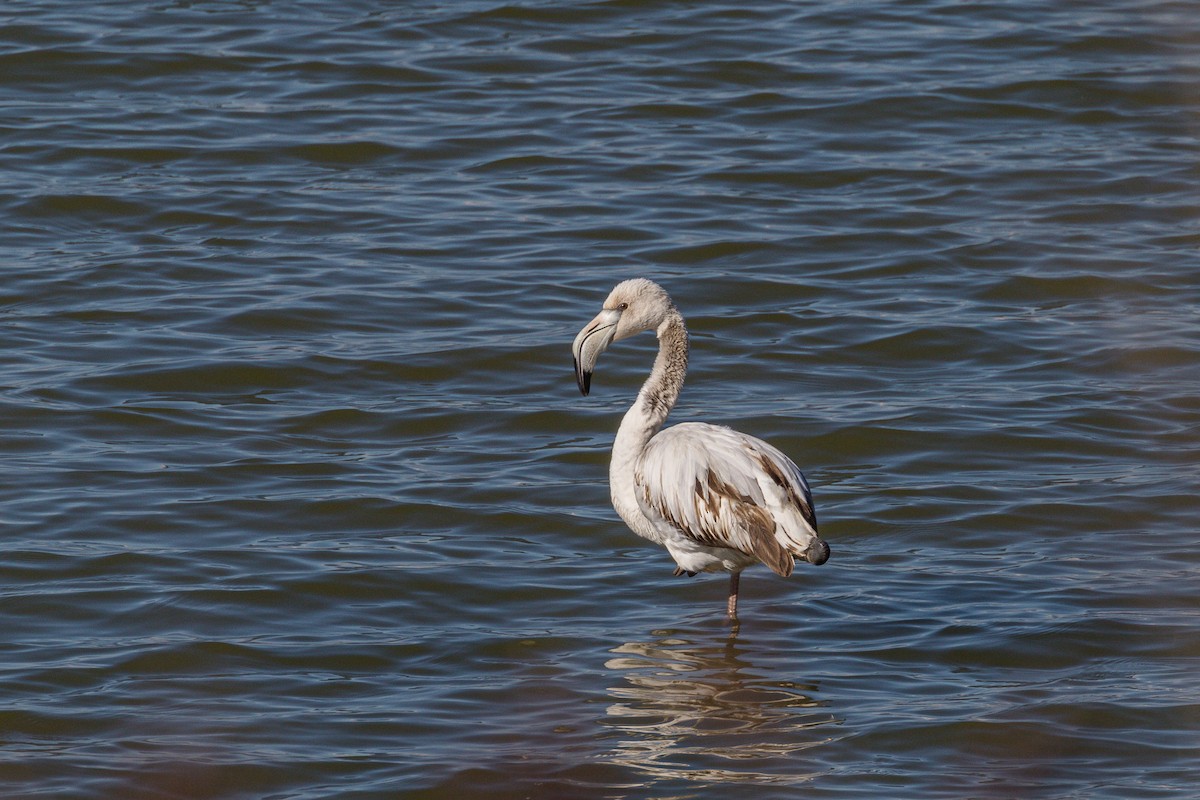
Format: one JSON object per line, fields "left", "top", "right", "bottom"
{"left": 3, "top": 1, "right": 1199, "bottom": 797}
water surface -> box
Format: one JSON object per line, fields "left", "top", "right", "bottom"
{"left": 2, "top": 1, "right": 1198, "bottom": 798}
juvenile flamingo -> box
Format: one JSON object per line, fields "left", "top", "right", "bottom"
{"left": 572, "top": 278, "right": 829, "bottom": 619}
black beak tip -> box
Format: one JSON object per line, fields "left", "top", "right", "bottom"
{"left": 573, "top": 358, "right": 591, "bottom": 395}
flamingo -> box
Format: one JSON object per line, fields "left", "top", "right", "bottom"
{"left": 572, "top": 278, "right": 829, "bottom": 620}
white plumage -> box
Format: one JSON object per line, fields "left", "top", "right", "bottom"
{"left": 572, "top": 278, "right": 829, "bottom": 619}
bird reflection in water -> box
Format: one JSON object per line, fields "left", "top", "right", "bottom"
{"left": 600, "top": 626, "right": 837, "bottom": 786}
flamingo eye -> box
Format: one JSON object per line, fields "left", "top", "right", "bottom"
{"left": 617, "top": 302, "right": 628, "bottom": 311}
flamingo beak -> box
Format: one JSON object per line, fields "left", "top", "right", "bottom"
{"left": 572, "top": 308, "right": 621, "bottom": 396}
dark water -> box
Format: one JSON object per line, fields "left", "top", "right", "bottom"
{"left": 3, "top": 1, "right": 1199, "bottom": 797}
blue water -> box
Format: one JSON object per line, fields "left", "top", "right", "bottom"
{"left": 2, "top": 1, "right": 1198, "bottom": 798}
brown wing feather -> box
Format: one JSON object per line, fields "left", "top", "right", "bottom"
{"left": 755, "top": 451, "right": 818, "bottom": 532}
{"left": 636, "top": 422, "right": 816, "bottom": 577}
{"left": 645, "top": 468, "right": 795, "bottom": 577}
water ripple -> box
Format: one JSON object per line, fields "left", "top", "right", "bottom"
{"left": 2, "top": 0, "right": 1198, "bottom": 797}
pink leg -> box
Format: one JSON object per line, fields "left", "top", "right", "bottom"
{"left": 726, "top": 572, "right": 740, "bottom": 619}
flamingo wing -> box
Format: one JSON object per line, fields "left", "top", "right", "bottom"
{"left": 633, "top": 422, "right": 818, "bottom": 577}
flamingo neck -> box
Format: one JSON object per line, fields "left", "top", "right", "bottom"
{"left": 633, "top": 310, "right": 689, "bottom": 434}
{"left": 609, "top": 311, "right": 688, "bottom": 540}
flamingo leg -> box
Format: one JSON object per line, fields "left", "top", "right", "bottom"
{"left": 726, "top": 572, "right": 740, "bottom": 619}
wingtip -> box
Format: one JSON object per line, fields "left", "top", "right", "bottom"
{"left": 806, "top": 539, "right": 830, "bottom": 566}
